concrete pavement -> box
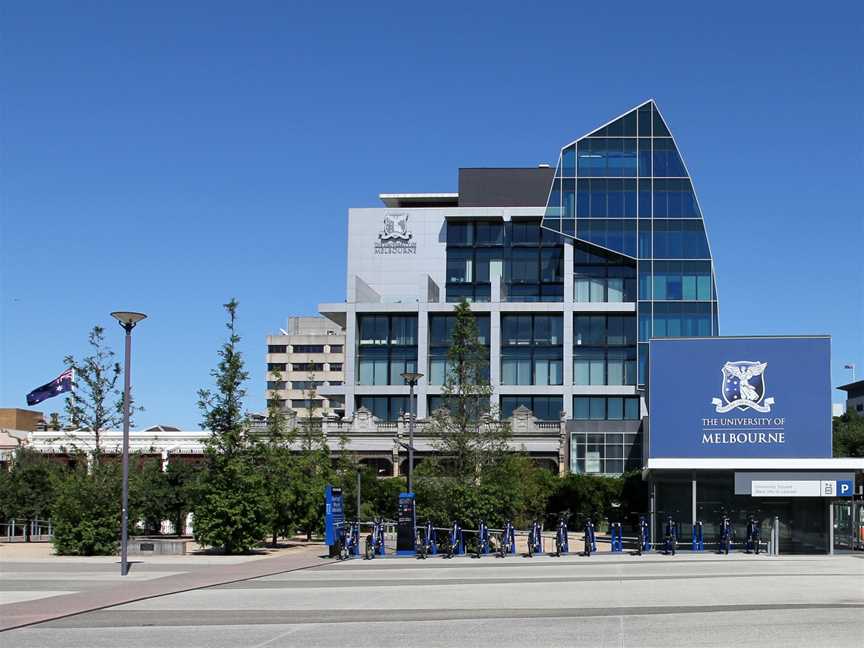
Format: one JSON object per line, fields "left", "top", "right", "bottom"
{"left": 2, "top": 551, "right": 862, "bottom": 647}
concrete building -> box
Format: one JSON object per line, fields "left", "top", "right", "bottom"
{"left": 266, "top": 316, "right": 345, "bottom": 419}
{"left": 0, "top": 408, "right": 45, "bottom": 431}
{"left": 837, "top": 379, "right": 864, "bottom": 416}
{"left": 319, "top": 100, "right": 718, "bottom": 476}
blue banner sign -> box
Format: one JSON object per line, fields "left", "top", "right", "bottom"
{"left": 324, "top": 484, "right": 345, "bottom": 546}
{"left": 649, "top": 337, "right": 831, "bottom": 458}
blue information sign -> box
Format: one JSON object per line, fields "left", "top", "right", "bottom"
{"left": 324, "top": 484, "right": 344, "bottom": 546}
{"left": 649, "top": 337, "right": 831, "bottom": 458}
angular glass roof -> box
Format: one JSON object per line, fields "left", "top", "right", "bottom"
{"left": 542, "top": 100, "right": 719, "bottom": 384}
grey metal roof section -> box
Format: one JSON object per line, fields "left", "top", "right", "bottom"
{"left": 458, "top": 167, "right": 556, "bottom": 207}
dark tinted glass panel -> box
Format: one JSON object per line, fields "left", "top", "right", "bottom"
{"left": 447, "top": 222, "right": 472, "bottom": 245}
{"left": 653, "top": 108, "right": 671, "bottom": 136}
{"left": 475, "top": 221, "right": 505, "bottom": 245}
{"left": 562, "top": 145, "right": 576, "bottom": 176}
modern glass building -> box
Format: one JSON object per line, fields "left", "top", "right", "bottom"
{"left": 317, "top": 100, "right": 719, "bottom": 476}
{"left": 541, "top": 99, "right": 718, "bottom": 386}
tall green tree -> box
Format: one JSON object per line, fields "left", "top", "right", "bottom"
{"left": 425, "top": 300, "right": 510, "bottom": 483}
{"left": 833, "top": 411, "right": 864, "bottom": 457}
{"left": 255, "top": 370, "right": 298, "bottom": 546}
{"left": 63, "top": 325, "right": 141, "bottom": 455}
{"left": 289, "top": 377, "right": 332, "bottom": 539}
{"left": 51, "top": 460, "right": 122, "bottom": 555}
{"left": 2, "top": 448, "right": 59, "bottom": 540}
{"left": 193, "top": 299, "right": 269, "bottom": 554}
{"left": 416, "top": 300, "right": 521, "bottom": 527}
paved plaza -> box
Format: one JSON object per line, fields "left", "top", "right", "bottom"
{"left": 1, "top": 546, "right": 863, "bottom": 647}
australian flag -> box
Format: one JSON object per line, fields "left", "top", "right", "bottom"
{"left": 26, "top": 369, "right": 74, "bottom": 406}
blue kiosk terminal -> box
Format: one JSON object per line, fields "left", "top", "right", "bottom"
{"left": 646, "top": 336, "right": 863, "bottom": 554}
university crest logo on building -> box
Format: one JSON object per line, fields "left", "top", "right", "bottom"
{"left": 374, "top": 212, "right": 416, "bottom": 254}
{"left": 711, "top": 361, "right": 775, "bottom": 413}
{"left": 379, "top": 213, "right": 411, "bottom": 241}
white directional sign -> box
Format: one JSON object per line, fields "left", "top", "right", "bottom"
{"left": 751, "top": 479, "right": 851, "bottom": 497}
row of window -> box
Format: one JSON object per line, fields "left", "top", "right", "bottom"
{"left": 553, "top": 178, "right": 701, "bottom": 219}
{"left": 446, "top": 247, "right": 564, "bottom": 285}
{"left": 638, "top": 301, "right": 715, "bottom": 341}
{"left": 358, "top": 315, "right": 417, "bottom": 346}
{"left": 574, "top": 348, "right": 637, "bottom": 386}
{"left": 639, "top": 261, "right": 714, "bottom": 301}
{"left": 289, "top": 362, "right": 343, "bottom": 372}
{"left": 501, "top": 314, "right": 564, "bottom": 346}
{"left": 446, "top": 220, "right": 563, "bottom": 247}
{"left": 570, "top": 432, "right": 642, "bottom": 475}
{"left": 268, "top": 380, "right": 343, "bottom": 391}
{"left": 267, "top": 345, "right": 344, "bottom": 354}
{"left": 573, "top": 396, "right": 641, "bottom": 420}
{"left": 574, "top": 315, "right": 636, "bottom": 347}
{"left": 564, "top": 137, "right": 686, "bottom": 178}
{"left": 354, "top": 395, "right": 642, "bottom": 422}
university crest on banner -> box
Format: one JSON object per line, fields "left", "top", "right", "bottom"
{"left": 711, "top": 360, "right": 775, "bottom": 413}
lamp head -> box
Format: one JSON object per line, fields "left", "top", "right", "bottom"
{"left": 400, "top": 371, "right": 423, "bottom": 385}
{"left": 111, "top": 311, "right": 147, "bottom": 331}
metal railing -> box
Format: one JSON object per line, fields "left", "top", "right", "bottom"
{"left": 1, "top": 519, "right": 53, "bottom": 542}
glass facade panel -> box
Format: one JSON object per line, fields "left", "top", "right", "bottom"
{"left": 500, "top": 396, "right": 562, "bottom": 420}
{"left": 542, "top": 100, "right": 718, "bottom": 393}
{"left": 356, "top": 314, "right": 418, "bottom": 385}
{"left": 501, "top": 314, "right": 563, "bottom": 385}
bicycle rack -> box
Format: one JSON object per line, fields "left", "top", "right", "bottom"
{"left": 610, "top": 522, "right": 623, "bottom": 552}
{"left": 692, "top": 521, "right": 704, "bottom": 552}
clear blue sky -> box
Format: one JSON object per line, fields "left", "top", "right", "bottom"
{"left": 2, "top": 1, "right": 862, "bottom": 429}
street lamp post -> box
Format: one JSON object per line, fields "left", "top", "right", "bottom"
{"left": 400, "top": 371, "right": 423, "bottom": 494}
{"left": 111, "top": 311, "right": 147, "bottom": 576}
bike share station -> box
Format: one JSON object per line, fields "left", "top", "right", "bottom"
{"left": 324, "top": 335, "right": 864, "bottom": 560}
{"left": 646, "top": 336, "right": 864, "bottom": 555}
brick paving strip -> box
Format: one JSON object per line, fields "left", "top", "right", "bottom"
{"left": 0, "top": 544, "right": 328, "bottom": 632}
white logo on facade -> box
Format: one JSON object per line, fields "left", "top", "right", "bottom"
{"left": 710, "top": 360, "right": 775, "bottom": 413}
{"left": 374, "top": 213, "right": 416, "bottom": 254}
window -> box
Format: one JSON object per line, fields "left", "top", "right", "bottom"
{"left": 292, "top": 380, "right": 324, "bottom": 390}
{"left": 292, "top": 345, "right": 324, "bottom": 353}
{"left": 292, "top": 363, "right": 324, "bottom": 371}
{"left": 651, "top": 261, "right": 713, "bottom": 301}
{"left": 266, "top": 381, "right": 286, "bottom": 390}
{"left": 328, "top": 345, "right": 344, "bottom": 353}
{"left": 500, "top": 396, "right": 562, "bottom": 420}
{"left": 292, "top": 399, "right": 323, "bottom": 410}
{"left": 268, "top": 345, "right": 287, "bottom": 354}
{"left": 573, "top": 245, "right": 636, "bottom": 303}
{"left": 357, "top": 315, "right": 418, "bottom": 385}
{"left": 267, "top": 363, "right": 286, "bottom": 371}
{"left": 501, "top": 315, "right": 563, "bottom": 385}
{"left": 571, "top": 431, "right": 642, "bottom": 475}
{"left": 573, "top": 396, "right": 641, "bottom": 420}
{"left": 445, "top": 219, "right": 563, "bottom": 304}
{"left": 428, "top": 314, "right": 490, "bottom": 384}
{"left": 329, "top": 363, "right": 343, "bottom": 371}
{"left": 356, "top": 396, "right": 409, "bottom": 421}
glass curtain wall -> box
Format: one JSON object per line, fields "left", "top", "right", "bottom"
{"left": 445, "top": 219, "right": 564, "bottom": 303}
{"left": 570, "top": 431, "right": 641, "bottom": 474}
{"left": 428, "top": 313, "right": 490, "bottom": 384}
{"left": 500, "top": 314, "right": 564, "bottom": 385}
{"left": 573, "top": 314, "right": 637, "bottom": 385}
{"left": 541, "top": 100, "right": 719, "bottom": 385}
{"left": 357, "top": 314, "right": 418, "bottom": 385}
